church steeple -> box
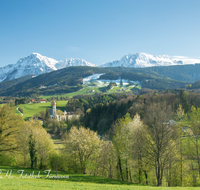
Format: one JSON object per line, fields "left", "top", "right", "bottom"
{"left": 53, "top": 100, "right": 56, "bottom": 117}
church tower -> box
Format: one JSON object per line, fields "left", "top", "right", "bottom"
{"left": 53, "top": 100, "right": 56, "bottom": 118}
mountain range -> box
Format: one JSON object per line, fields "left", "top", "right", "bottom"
{"left": 0, "top": 52, "right": 200, "bottom": 82}
{"left": 100, "top": 53, "right": 185, "bottom": 67}
{"left": 0, "top": 53, "right": 96, "bottom": 82}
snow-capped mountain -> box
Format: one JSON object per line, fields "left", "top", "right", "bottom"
{"left": 55, "top": 58, "right": 96, "bottom": 69}
{"left": 0, "top": 53, "right": 96, "bottom": 82}
{"left": 100, "top": 53, "right": 185, "bottom": 68}
{"left": 0, "top": 53, "right": 58, "bottom": 82}
{"left": 1, "top": 52, "right": 200, "bottom": 83}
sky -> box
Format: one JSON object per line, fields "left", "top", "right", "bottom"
{"left": 0, "top": 0, "right": 200, "bottom": 67}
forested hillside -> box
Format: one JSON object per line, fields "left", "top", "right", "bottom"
{"left": 105, "top": 64, "right": 200, "bottom": 82}
{"left": 0, "top": 67, "right": 107, "bottom": 96}
{"left": 0, "top": 66, "right": 193, "bottom": 97}
{"left": 64, "top": 90, "right": 200, "bottom": 135}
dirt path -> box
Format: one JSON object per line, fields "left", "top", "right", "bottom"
{"left": 17, "top": 107, "right": 23, "bottom": 116}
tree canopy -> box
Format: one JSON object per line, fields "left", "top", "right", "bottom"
{"left": 0, "top": 105, "right": 24, "bottom": 155}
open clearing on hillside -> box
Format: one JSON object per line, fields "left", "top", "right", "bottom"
{"left": 0, "top": 166, "right": 198, "bottom": 190}
{"left": 39, "top": 84, "right": 141, "bottom": 99}
{"left": 38, "top": 73, "right": 141, "bottom": 99}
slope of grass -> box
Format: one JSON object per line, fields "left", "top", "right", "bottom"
{"left": 0, "top": 165, "right": 198, "bottom": 190}
{"left": 39, "top": 84, "right": 140, "bottom": 99}
{"left": 38, "top": 87, "right": 103, "bottom": 99}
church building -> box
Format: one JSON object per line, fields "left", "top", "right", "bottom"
{"left": 48, "top": 100, "right": 79, "bottom": 121}
{"left": 49, "top": 100, "right": 58, "bottom": 119}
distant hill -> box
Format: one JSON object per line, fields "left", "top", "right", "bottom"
{"left": 0, "top": 66, "right": 190, "bottom": 97}
{"left": 186, "top": 80, "right": 200, "bottom": 89}
{"left": 0, "top": 75, "right": 34, "bottom": 91}
{"left": 0, "top": 67, "right": 107, "bottom": 96}
{"left": 104, "top": 64, "right": 200, "bottom": 82}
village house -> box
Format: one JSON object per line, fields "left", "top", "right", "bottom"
{"left": 39, "top": 99, "right": 47, "bottom": 103}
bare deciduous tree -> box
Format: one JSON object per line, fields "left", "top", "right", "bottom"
{"left": 142, "top": 103, "right": 178, "bottom": 186}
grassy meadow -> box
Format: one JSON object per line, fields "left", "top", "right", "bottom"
{"left": 39, "top": 84, "right": 141, "bottom": 100}
{"left": 13, "top": 82, "right": 141, "bottom": 121}
{"left": 39, "top": 86, "right": 106, "bottom": 99}
{"left": 0, "top": 165, "right": 198, "bottom": 190}
{"left": 15, "top": 101, "right": 68, "bottom": 120}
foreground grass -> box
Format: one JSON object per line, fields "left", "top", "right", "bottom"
{"left": 0, "top": 166, "right": 199, "bottom": 190}
{"left": 0, "top": 165, "right": 137, "bottom": 190}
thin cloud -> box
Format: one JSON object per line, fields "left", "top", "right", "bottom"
{"left": 172, "top": 56, "right": 200, "bottom": 65}
{"left": 67, "top": 47, "right": 79, "bottom": 51}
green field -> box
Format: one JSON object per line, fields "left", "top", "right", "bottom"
{"left": 39, "top": 86, "right": 105, "bottom": 99}
{"left": 15, "top": 101, "right": 68, "bottom": 120}
{"left": 39, "top": 84, "right": 140, "bottom": 100}
{"left": 14, "top": 82, "right": 141, "bottom": 120}
{"left": 0, "top": 165, "right": 198, "bottom": 190}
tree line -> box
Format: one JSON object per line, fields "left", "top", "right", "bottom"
{"left": 79, "top": 90, "right": 200, "bottom": 135}
{"left": 1, "top": 90, "right": 200, "bottom": 186}
{"left": 61, "top": 103, "right": 200, "bottom": 186}
{"left": 15, "top": 97, "right": 27, "bottom": 105}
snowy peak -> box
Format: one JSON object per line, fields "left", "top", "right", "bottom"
{"left": 0, "top": 53, "right": 96, "bottom": 82}
{"left": 1, "top": 52, "right": 200, "bottom": 83}
{"left": 55, "top": 58, "right": 96, "bottom": 69}
{"left": 17, "top": 53, "right": 58, "bottom": 70}
{"left": 0, "top": 53, "right": 58, "bottom": 82}
{"left": 100, "top": 52, "right": 184, "bottom": 68}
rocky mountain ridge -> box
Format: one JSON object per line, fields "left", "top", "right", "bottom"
{"left": 0, "top": 52, "right": 200, "bottom": 82}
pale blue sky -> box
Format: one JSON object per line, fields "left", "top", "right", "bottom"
{"left": 0, "top": 0, "right": 200, "bottom": 66}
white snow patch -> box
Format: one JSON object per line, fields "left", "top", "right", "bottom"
{"left": 83, "top": 73, "right": 105, "bottom": 84}
{"left": 99, "top": 79, "right": 140, "bottom": 86}
{"left": 83, "top": 73, "right": 141, "bottom": 88}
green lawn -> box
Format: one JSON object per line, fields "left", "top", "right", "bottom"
{"left": 39, "top": 84, "right": 140, "bottom": 99}
{"left": 15, "top": 101, "right": 68, "bottom": 120}
{"left": 0, "top": 165, "right": 198, "bottom": 190}
{"left": 60, "top": 86, "right": 104, "bottom": 97}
